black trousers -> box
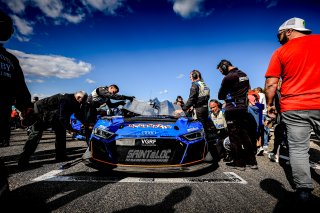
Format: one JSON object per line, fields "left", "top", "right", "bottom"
{"left": 20, "top": 115, "right": 67, "bottom": 162}
{"left": 0, "top": 101, "right": 12, "bottom": 145}
{"left": 272, "top": 122, "right": 287, "bottom": 154}
{"left": 225, "top": 109, "right": 257, "bottom": 165}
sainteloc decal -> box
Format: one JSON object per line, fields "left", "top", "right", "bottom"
{"left": 125, "top": 149, "right": 171, "bottom": 162}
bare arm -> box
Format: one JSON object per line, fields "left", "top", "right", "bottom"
{"left": 264, "top": 77, "right": 279, "bottom": 107}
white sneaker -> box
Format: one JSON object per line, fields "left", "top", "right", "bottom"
{"left": 268, "top": 153, "right": 279, "bottom": 163}
{"left": 257, "top": 147, "right": 264, "bottom": 156}
{"left": 263, "top": 145, "right": 269, "bottom": 153}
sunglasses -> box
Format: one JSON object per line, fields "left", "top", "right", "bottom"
{"left": 277, "top": 30, "right": 285, "bottom": 39}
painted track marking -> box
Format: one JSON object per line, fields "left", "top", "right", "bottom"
{"left": 32, "top": 171, "right": 247, "bottom": 184}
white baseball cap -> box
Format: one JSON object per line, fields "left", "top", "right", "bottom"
{"left": 278, "top": 17, "right": 311, "bottom": 33}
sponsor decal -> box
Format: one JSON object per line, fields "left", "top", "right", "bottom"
{"left": 239, "top": 76, "right": 249, "bottom": 82}
{"left": 141, "top": 138, "right": 157, "bottom": 146}
{"left": 141, "top": 130, "right": 158, "bottom": 135}
{"left": 97, "top": 125, "right": 109, "bottom": 131}
{"left": 187, "top": 127, "right": 199, "bottom": 132}
{"left": 128, "top": 123, "right": 172, "bottom": 129}
{"left": 125, "top": 149, "right": 171, "bottom": 162}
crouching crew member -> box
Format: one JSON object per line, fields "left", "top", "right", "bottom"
{"left": 18, "top": 91, "right": 88, "bottom": 167}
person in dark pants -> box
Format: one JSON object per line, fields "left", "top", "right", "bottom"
{"left": 217, "top": 59, "right": 257, "bottom": 170}
{"left": 175, "top": 70, "right": 217, "bottom": 162}
{"left": 0, "top": 10, "right": 31, "bottom": 147}
{"left": 0, "top": 9, "right": 32, "bottom": 204}
{"left": 18, "top": 91, "right": 88, "bottom": 167}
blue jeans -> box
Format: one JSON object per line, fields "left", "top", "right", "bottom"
{"left": 263, "top": 125, "right": 270, "bottom": 147}
{"left": 282, "top": 110, "right": 320, "bottom": 190}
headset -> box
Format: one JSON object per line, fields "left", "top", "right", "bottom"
{"left": 191, "top": 70, "right": 200, "bottom": 80}
{"left": 218, "top": 59, "right": 232, "bottom": 73}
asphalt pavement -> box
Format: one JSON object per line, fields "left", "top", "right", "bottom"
{"left": 0, "top": 128, "right": 319, "bottom": 213}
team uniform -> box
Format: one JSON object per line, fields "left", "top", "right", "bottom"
{"left": 218, "top": 67, "right": 257, "bottom": 168}
{"left": 183, "top": 80, "right": 210, "bottom": 126}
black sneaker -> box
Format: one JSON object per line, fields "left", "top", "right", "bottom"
{"left": 0, "top": 139, "right": 9, "bottom": 147}
{"left": 226, "top": 161, "right": 246, "bottom": 171}
{"left": 17, "top": 159, "right": 30, "bottom": 168}
{"left": 296, "top": 188, "right": 311, "bottom": 203}
{"left": 247, "top": 164, "right": 258, "bottom": 170}
{"left": 223, "top": 154, "right": 232, "bottom": 162}
{"left": 55, "top": 155, "right": 70, "bottom": 162}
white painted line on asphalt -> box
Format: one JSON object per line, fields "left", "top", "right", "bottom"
{"left": 32, "top": 172, "right": 247, "bottom": 184}
{"left": 278, "top": 155, "right": 320, "bottom": 170}
{"left": 32, "top": 169, "right": 64, "bottom": 181}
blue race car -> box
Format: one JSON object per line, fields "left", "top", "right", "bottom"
{"left": 82, "top": 98, "right": 214, "bottom": 173}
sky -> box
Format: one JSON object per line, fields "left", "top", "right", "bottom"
{"left": 1, "top": 0, "right": 320, "bottom": 102}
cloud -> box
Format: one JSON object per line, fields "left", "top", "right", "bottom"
{"left": 62, "top": 13, "right": 86, "bottom": 24}
{"left": 266, "top": 0, "right": 278, "bottom": 8}
{"left": 86, "top": 78, "right": 96, "bottom": 84}
{"left": 25, "top": 78, "right": 45, "bottom": 83}
{"left": 5, "top": 0, "right": 26, "bottom": 14}
{"left": 33, "top": 0, "right": 63, "bottom": 19}
{"left": 176, "top": 73, "right": 185, "bottom": 79}
{"left": 1, "top": 0, "right": 126, "bottom": 41}
{"left": 11, "top": 15, "right": 34, "bottom": 41}
{"left": 171, "top": 0, "right": 208, "bottom": 18}
{"left": 82, "top": 0, "right": 125, "bottom": 14}
{"left": 159, "top": 89, "right": 168, "bottom": 94}
{"left": 8, "top": 49, "right": 93, "bottom": 79}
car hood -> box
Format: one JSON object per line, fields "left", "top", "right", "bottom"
{"left": 94, "top": 116, "right": 203, "bottom": 138}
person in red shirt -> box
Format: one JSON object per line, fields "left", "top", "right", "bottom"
{"left": 264, "top": 17, "right": 320, "bottom": 203}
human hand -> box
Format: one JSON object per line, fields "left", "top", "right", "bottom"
{"left": 126, "top": 96, "right": 135, "bottom": 102}
{"left": 118, "top": 101, "right": 126, "bottom": 105}
{"left": 173, "top": 109, "right": 184, "bottom": 118}
{"left": 267, "top": 106, "right": 277, "bottom": 119}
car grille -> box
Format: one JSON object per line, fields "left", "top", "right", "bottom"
{"left": 91, "top": 138, "right": 188, "bottom": 165}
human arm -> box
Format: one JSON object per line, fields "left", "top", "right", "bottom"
{"left": 98, "top": 87, "right": 134, "bottom": 101}
{"left": 182, "top": 83, "right": 199, "bottom": 111}
{"left": 218, "top": 78, "right": 229, "bottom": 101}
{"left": 12, "top": 58, "right": 32, "bottom": 110}
{"left": 264, "top": 77, "right": 279, "bottom": 117}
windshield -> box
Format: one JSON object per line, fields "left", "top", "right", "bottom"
{"left": 123, "top": 98, "right": 185, "bottom": 116}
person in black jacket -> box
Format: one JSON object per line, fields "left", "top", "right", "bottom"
{"left": 84, "top": 84, "right": 134, "bottom": 142}
{"left": 0, "top": 10, "right": 31, "bottom": 203}
{"left": 217, "top": 59, "right": 257, "bottom": 170}
{"left": 174, "top": 70, "right": 219, "bottom": 163}
{"left": 18, "top": 91, "right": 88, "bottom": 167}
{"left": 177, "top": 70, "right": 210, "bottom": 125}
{"left": 0, "top": 10, "right": 31, "bottom": 147}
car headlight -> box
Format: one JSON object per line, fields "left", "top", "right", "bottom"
{"left": 93, "top": 128, "right": 115, "bottom": 139}
{"left": 182, "top": 130, "right": 204, "bottom": 141}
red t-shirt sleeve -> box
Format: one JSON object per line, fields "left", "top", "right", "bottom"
{"left": 265, "top": 50, "right": 282, "bottom": 78}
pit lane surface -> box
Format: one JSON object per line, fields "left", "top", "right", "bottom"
{"left": 1, "top": 129, "right": 320, "bottom": 212}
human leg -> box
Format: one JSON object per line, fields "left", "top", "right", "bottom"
{"left": 282, "top": 111, "right": 313, "bottom": 190}
{"left": 0, "top": 102, "right": 11, "bottom": 147}
{"left": 53, "top": 118, "right": 67, "bottom": 160}
{"left": 18, "top": 120, "right": 44, "bottom": 166}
